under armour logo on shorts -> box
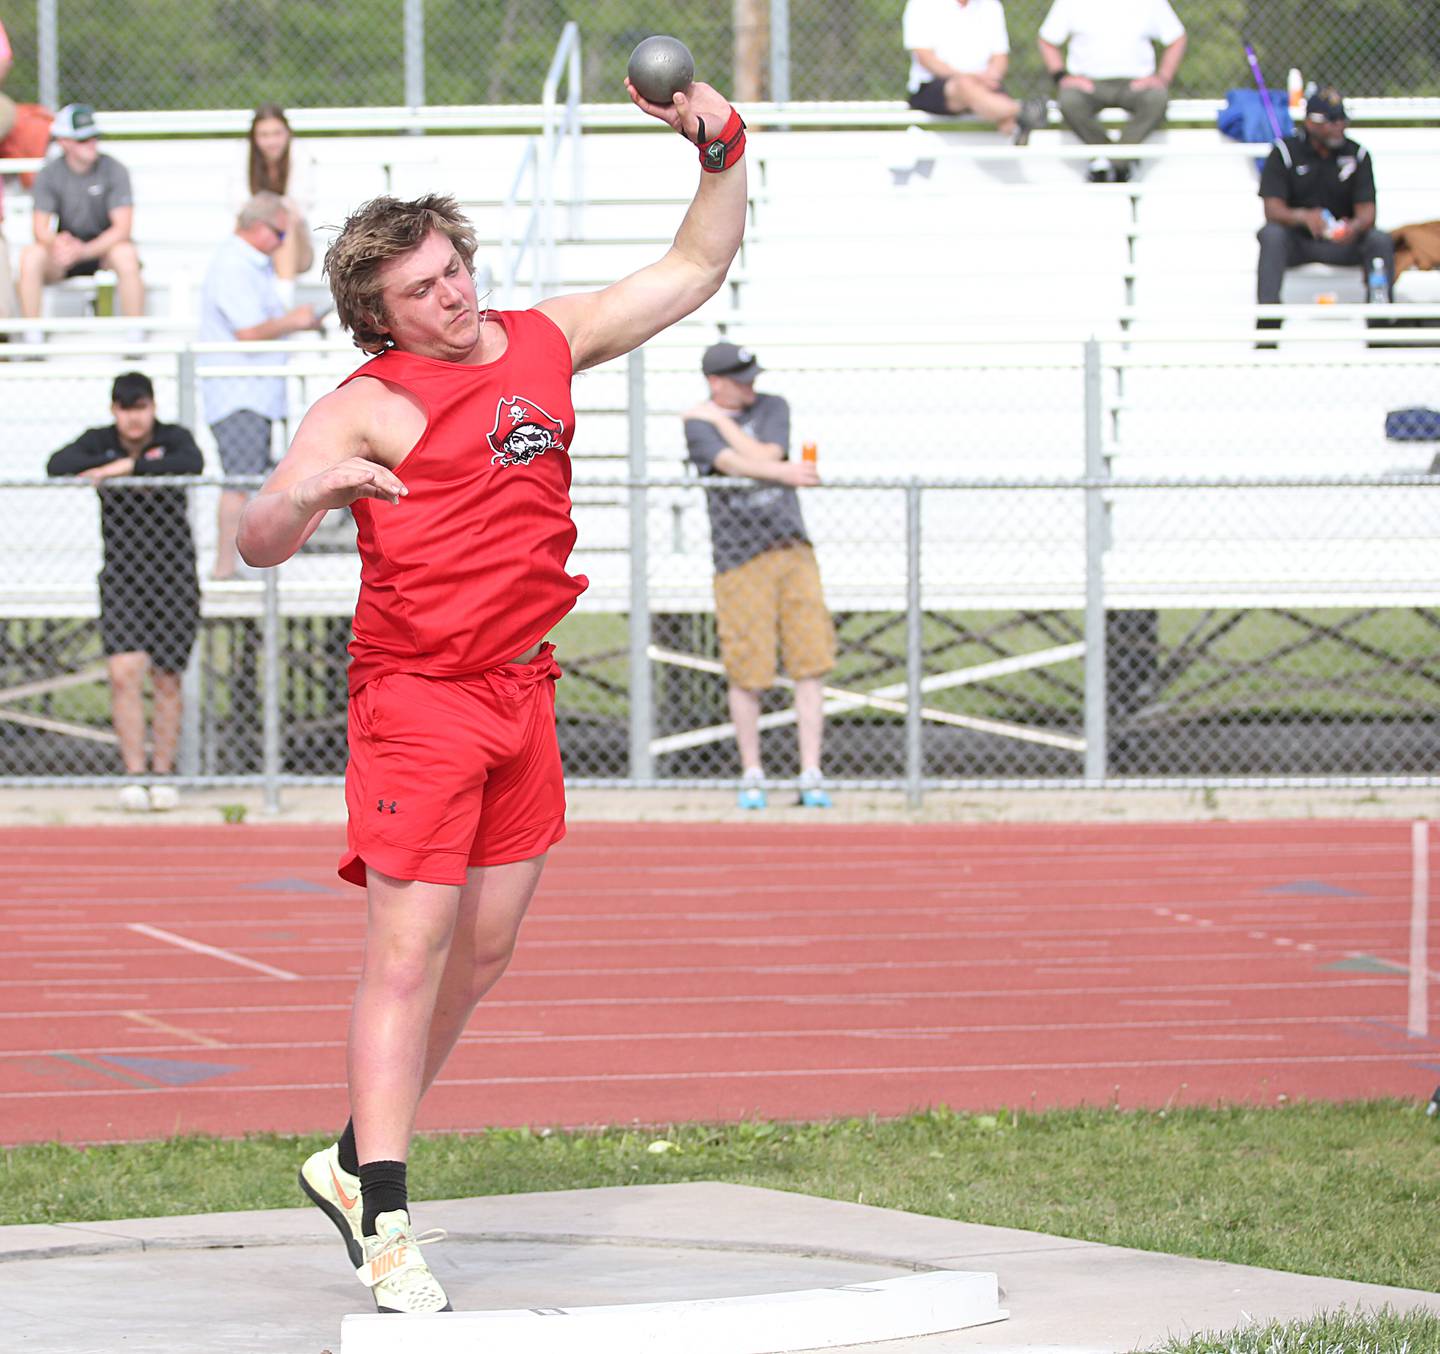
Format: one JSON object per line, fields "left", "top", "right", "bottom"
{"left": 376, "top": 799, "right": 398, "bottom": 814}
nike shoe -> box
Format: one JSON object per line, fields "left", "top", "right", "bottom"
{"left": 298, "top": 1142, "right": 365, "bottom": 1268}
{"left": 147, "top": 784, "right": 180, "bottom": 812}
{"left": 1013, "top": 97, "right": 1047, "bottom": 146}
{"left": 737, "top": 775, "right": 767, "bottom": 810}
{"left": 356, "top": 1209, "right": 451, "bottom": 1314}
{"left": 797, "top": 772, "right": 832, "bottom": 809}
{"left": 117, "top": 784, "right": 150, "bottom": 813}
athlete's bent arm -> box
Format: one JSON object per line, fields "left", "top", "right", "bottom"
{"left": 236, "top": 383, "right": 408, "bottom": 568}
{"left": 539, "top": 81, "right": 747, "bottom": 372}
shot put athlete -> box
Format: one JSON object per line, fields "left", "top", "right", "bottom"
{"left": 236, "top": 76, "right": 747, "bottom": 1314}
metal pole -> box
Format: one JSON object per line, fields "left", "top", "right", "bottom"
{"left": 178, "top": 348, "right": 202, "bottom": 777}
{"left": 1083, "top": 338, "right": 1108, "bottom": 783}
{"left": 37, "top": 0, "right": 58, "bottom": 111}
{"left": 403, "top": 0, "right": 425, "bottom": 130}
{"left": 261, "top": 565, "right": 282, "bottom": 814}
{"left": 627, "top": 349, "right": 654, "bottom": 784}
{"left": 177, "top": 348, "right": 196, "bottom": 431}
{"left": 905, "top": 481, "right": 923, "bottom": 808}
{"left": 770, "top": 0, "right": 791, "bottom": 105}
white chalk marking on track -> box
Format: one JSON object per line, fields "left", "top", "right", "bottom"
{"left": 121, "top": 1009, "right": 228, "bottom": 1048}
{"left": 1410, "top": 821, "right": 1430, "bottom": 1039}
{"left": 126, "top": 923, "right": 299, "bottom": 981}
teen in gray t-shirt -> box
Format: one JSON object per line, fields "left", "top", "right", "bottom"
{"left": 33, "top": 152, "right": 133, "bottom": 242}
{"left": 685, "top": 392, "right": 810, "bottom": 574}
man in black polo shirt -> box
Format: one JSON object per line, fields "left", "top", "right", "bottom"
{"left": 1256, "top": 86, "right": 1394, "bottom": 329}
{"left": 47, "top": 372, "right": 203, "bottom": 810}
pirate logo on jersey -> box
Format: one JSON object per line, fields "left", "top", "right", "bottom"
{"left": 487, "top": 396, "right": 566, "bottom": 468}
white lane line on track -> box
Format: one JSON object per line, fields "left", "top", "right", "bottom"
{"left": 3, "top": 1049, "right": 1436, "bottom": 1101}
{"left": 126, "top": 923, "right": 299, "bottom": 981}
{"left": 1410, "top": 821, "right": 1430, "bottom": 1039}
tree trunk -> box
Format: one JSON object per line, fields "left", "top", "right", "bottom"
{"left": 733, "top": 0, "right": 769, "bottom": 101}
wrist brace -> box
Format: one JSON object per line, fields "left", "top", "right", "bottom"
{"left": 695, "top": 107, "right": 746, "bottom": 173}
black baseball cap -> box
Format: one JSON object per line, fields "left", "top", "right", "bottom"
{"left": 1306, "top": 88, "right": 1347, "bottom": 123}
{"left": 701, "top": 341, "right": 761, "bottom": 382}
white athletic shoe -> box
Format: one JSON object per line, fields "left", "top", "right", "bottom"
{"left": 147, "top": 784, "right": 180, "bottom": 812}
{"left": 117, "top": 784, "right": 150, "bottom": 813}
{"left": 298, "top": 1142, "right": 365, "bottom": 1268}
{"left": 356, "top": 1209, "right": 451, "bottom": 1314}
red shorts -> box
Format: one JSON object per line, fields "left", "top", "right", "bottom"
{"left": 338, "top": 645, "right": 567, "bottom": 887}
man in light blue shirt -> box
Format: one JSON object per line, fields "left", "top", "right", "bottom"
{"left": 199, "top": 191, "right": 322, "bottom": 578}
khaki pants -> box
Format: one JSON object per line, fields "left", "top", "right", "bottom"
{"left": 713, "top": 543, "right": 836, "bottom": 691}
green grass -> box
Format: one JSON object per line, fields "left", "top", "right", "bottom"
{"left": 1152, "top": 1307, "right": 1440, "bottom": 1354}
{"left": 6, "top": 1103, "right": 1439, "bottom": 1294}
{"left": 13, "top": 606, "right": 1437, "bottom": 736}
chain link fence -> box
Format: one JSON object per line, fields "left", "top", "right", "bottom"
{"left": 1, "top": 2, "right": 1435, "bottom": 113}
{"left": 3, "top": 332, "right": 1438, "bottom": 799}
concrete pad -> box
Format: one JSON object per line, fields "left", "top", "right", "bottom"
{"left": 7, "top": 1182, "right": 1440, "bottom": 1354}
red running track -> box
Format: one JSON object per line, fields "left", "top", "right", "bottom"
{"left": 2, "top": 819, "right": 1436, "bottom": 1146}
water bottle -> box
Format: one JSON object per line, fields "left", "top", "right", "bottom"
{"left": 1287, "top": 68, "right": 1304, "bottom": 121}
{"left": 1367, "top": 257, "right": 1389, "bottom": 305}
{"left": 801, "top": 440, "right": 817, "bottom": 467}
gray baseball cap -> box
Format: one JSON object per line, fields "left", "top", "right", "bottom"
{"left": 701, "top": 341, "right": 761, "bottom": 382}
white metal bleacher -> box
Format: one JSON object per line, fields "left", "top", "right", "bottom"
{"left": 2, "top": 103, "right": 1439, "bottom": 623}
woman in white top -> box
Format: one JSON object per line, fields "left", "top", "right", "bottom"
{"left": 246, "top": 103, "right": 316, "bottom": 293}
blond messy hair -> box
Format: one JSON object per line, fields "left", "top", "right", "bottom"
{"left": 323, "top": 194, "right": 479, "bottom": 354}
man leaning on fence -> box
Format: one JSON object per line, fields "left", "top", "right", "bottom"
{"left": 18, "top": 103, "right": 146, "bottom": 332}
{"left": 684, "top": 342, "right": 837, "bottom": 810}
{"left": 199, "top": 190, "right": 324, "bottom": 580}
{"left": 47, "top": 372, "right": 203, "bottom": 812}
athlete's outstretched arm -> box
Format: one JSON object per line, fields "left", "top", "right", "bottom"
{"left": 237, "top": 381, "right": 408, "bottom": 568}
{"left": 539, "top": 80, "right": 747, "bottom": 373}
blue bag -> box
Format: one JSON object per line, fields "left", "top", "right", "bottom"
{"left": 1217, "top": 89, "right": 1293, "bottom": 144}
{"left": 1385, "top": 408, "right": 1440, "bottom": 441}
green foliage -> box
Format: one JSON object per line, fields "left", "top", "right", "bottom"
{"left": 0, "top": 1, "right": 1432, "bottom": 111}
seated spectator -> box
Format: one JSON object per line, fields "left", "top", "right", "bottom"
{"left": 0, "top": 16, "right": 15, "bottom": 143}
{"left": 244, "top": 103, "right": 316, "bottom": 301}
{"left": 1037, "top": 0, "right": 1187, "bottom": 182}
{"left": 18, "top": 103, "right": 145, "bottom": 329}
{"left": 199, "top": 191, "right": 324, "bottom": 579}
{"left": 46, "top": 372, "right": 203, "bottom": 812}
{"left": 683, "top": 343, "right": 837, "bottom": 811}
{"left": 1255, "top": 87, "right": 1394, "bottom": 342}
{"left": 902, "top": 0, "right": 1045, "bottom": 143}
{"left": 0, "top": 173, "right": 15, "bottom": 329}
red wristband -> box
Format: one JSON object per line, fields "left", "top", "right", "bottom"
{"left": 697, "top": 107, "right": 746, "bottom": 173}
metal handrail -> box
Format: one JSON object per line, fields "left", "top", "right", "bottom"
{"left": 498, "top": 21, "right": 582, "bottom": 305}
{"left": 540, "top": 20, "right": 583, "bottom": 298}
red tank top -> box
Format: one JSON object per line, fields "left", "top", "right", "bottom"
{"left": 341, "top": 308, "right": 588, "bottom": 692}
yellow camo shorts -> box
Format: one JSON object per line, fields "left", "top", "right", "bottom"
{"left": 713, "top": 542, "right": 836, "bottom": 691}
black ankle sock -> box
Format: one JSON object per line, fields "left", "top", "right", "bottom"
{"left": 359, "top": 1160, "right": 408, "bottom": 1236}
{"left": 337, "top": 1120, "right": 359, "bottom": 1176}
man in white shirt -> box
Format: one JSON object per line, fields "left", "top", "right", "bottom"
{"left": 903, "top": 0, "right": 1045, "bottom": 143}
{"left": 1037, "top": 0, "right": 1187, "bottom": 181}
{"left": 198, "top": 191, "right": 322, "bottom": 578}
